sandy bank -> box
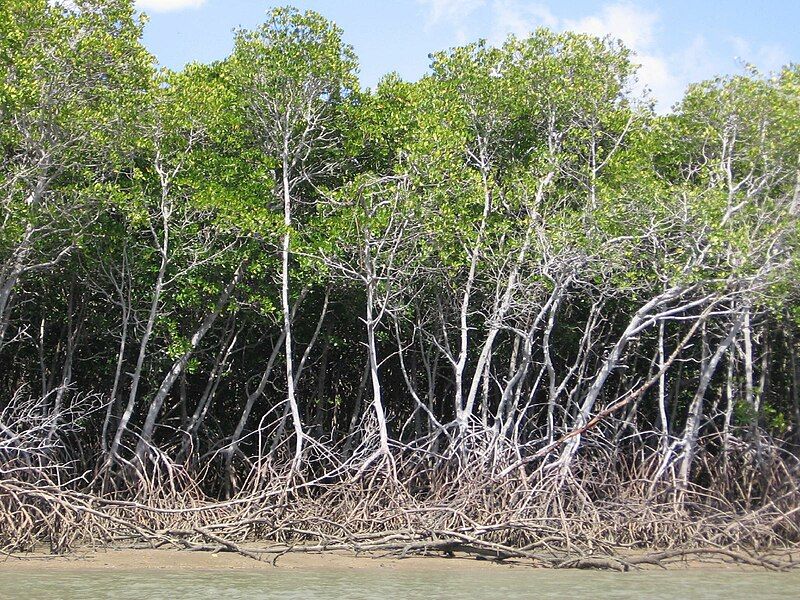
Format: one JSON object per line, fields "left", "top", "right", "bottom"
{"left": 0, "top": 548, "right": 531, "bottom": 572}
{"left": 1, "top": 547, "right": 783, "bottom": 573}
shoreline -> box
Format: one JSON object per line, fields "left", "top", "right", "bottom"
{"left": 0, "top": 547, "right": 787, "bottom": 573}
{"left": 0, "top": 548, "right": 538, "bottom": 572}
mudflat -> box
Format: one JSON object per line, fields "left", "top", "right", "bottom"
{"left": 0, "top": 549, "right": 526, "bottom": 572}
{"left": 0, "top": 548, "right": 782, "bottom": 572}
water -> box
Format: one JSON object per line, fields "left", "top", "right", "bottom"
{"left": 0, "top": 568, "right": 798, "bottom": 600}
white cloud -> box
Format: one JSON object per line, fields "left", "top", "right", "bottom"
{"left": 754, "top": 45, "right": 788, "bottom": 71}
{"left": 564, "top": 3, "right": 683, "bottom": 110}
{"left": 669, "top": 36, "right": 718, "bottom": 93}
{"left": 488, "top": 0, "right": 557, "bottom": 43}
{"left": 731, "top": 36, "right": 789, "bottom": 73}
{"left": 564, "top": 3, "right": 657, "bottom": 50}
{"left": 418, "top": 0, "right": 486, "bottom": 27}
{"left": 418, "top": 0, "right": 488, "bottom": 44}
{"left": 135, "top": 0, "right": 207, "bottom": 13}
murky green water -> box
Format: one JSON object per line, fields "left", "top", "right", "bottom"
{"left": 0, "top": 568, "right": 797, "bottom": 599}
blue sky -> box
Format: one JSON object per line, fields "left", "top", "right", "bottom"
{"left": 134, "top": 1, "right": 798, "bottom": 111}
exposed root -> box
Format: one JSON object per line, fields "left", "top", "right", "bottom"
{"left": 2, "top": 439, "right": 799, "bottom": 571}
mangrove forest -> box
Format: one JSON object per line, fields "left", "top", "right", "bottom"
{"left": 1, "top": 0, "right": 800, "bottom": 570}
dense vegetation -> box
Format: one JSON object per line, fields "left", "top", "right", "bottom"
{"left": 1, "top": 0, "right": 799, "bottom": 567}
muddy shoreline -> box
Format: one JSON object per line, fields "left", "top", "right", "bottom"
{"left": 1, "top": 547, "right": 788, "bottom": 573}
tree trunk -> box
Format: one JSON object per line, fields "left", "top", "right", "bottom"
{"left": 107, "top": 204, "right": 170, "bottom": 465}
{"left": 678, "top": 314, "right": 744, "bottom": 489}
{"left": 281, "top": 149, "right": 304, "bottom": 472}
{"left": 134, "top": 259, "right": 247, "bottom": 466}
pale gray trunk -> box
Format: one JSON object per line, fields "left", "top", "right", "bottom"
{"left": 281, "top": 149, "right": 304, "bottom": 471}
{"left": 678, "top": 315, "right": 744, "bottom": 487}
{"left": 723, "top": 353, "right": 735, "bottom": 454}
{"left": 496, "top": 333, "right": 533, "bottom": 439}
{"left": 480, "top": 352, "right": 491, "bottom": 429}
{"left": 657, "top": 320, "right": 669, "bottom": 453}
{"left": 453, "top": 174, "right": 493, "bottom": 433}
{"left": 365, "top": 269, "right": 390, "bottom": 456}
{"left": 0, "top": 176, "right": 47, "bottom": 350}
{"left": 558, "top": 286, "right": 685, "bottom": 469}
{"left": 107, "top": 203, "right": 170, "bottom": 464}
{"left": 544, "top": 290, "right": 564, "bottom": 443}
{"left": 49, "top": 284, "right": 82, "bottom": 439}
{"left": 229, "top": 331, "right": 284, "bottom": 483}
{"left": 101, "top": 292, "right": 130, "bottom": 454}
{"left": 183, "top": 317, "right": 238, "bottom": 452}
{"left": 134, "top": 260, "right": 247, "bottom": 466}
